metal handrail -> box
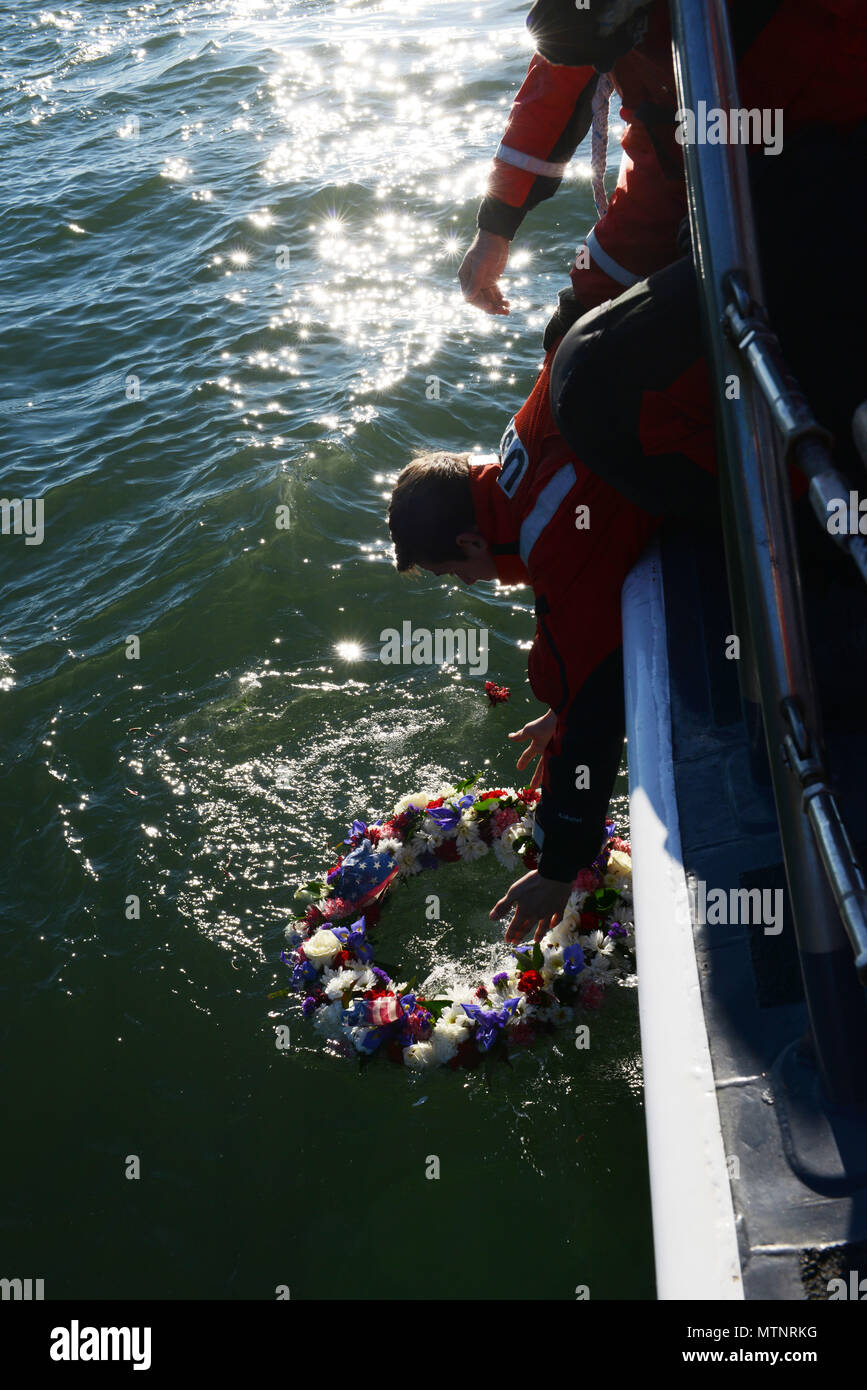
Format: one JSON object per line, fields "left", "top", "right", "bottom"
{"left": 669, "top": 0, "right": 867, "bottom": 1103}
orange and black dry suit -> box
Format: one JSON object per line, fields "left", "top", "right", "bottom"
{"left": 469, "top": 355, "right": 659, "bottom": 882}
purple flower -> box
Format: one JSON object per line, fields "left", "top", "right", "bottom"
{"left": 372, "top": 966, "right": 391, "bottom": 984}
{"left": 343, "top": 819, "right": 367, "bottom": 845}
{"left": 426, "top": 794, "right": 476, "bottom": 834}
{"left": 347, "top": 918, "right": 373, "bottom": 963}
{"left": 291, "top": 959, "right": 318, "bottom": 988}
{"left": 492, "top": 972, "right": 508, "bottom": 988}
{"left": 461, "top": 998, "right": 520, "bottom": 1052}
{"left": 607, "top": 922, "right": 628, "bottom": 940}
{"left": 301, "top": 996, "right": 318, "bottom": 1018}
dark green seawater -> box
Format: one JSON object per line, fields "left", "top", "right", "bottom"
{"left": 1, "top": 0, "right": 653, "bottom": 1299}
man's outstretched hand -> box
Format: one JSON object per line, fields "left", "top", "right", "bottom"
{"left": 491, "top": 869, "right": 573, "bottom": 944}
{"left": 458, "top": 230, "right": 511, "bottom": 315}
{"left": 507, "top": 707, "right": 556, "bottom": 791}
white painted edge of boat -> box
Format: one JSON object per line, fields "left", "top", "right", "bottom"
{"left": 622, "top": 539, "right": 744, "bottom": 1301}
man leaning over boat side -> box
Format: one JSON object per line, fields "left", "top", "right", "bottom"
{"left": 385, "top": 348, "right": 706, "bottom": 942}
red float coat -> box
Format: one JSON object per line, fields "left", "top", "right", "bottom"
{"left": 477, "top": 0, "right": 867, "bottom": 311}
{"left": 469, "top": 355, "right": 659, "bottom": 878}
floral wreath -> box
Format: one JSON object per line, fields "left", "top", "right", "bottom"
{"left": 273, "top": 777, "right": 634, "bottom": 1069}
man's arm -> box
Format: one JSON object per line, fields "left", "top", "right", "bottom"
{"left": 460, "top": 54, "right": 597, "bottom": 312}
{"left": 477, "top": 53, "right": 598, "bottom": 242}
{"left": 534, "top": 645, "right": 625, "bottom": 883}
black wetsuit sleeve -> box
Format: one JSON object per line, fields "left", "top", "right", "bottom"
{"left": 535, "top": 646, "right": 625, "bottom": 881}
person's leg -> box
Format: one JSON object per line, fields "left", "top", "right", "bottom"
{"left": 549, "top": 256, "right": 719, "bottom": 520}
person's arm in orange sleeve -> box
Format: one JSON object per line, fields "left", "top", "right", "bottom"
{"left": 460, "top": 53, "right": 598, "bottom": 315}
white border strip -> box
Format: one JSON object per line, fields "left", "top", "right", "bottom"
{"left": 585, "top": 226, "right": 641, "bottom": 288}
{"left": 622, "top": 541, "right": 743, "bottom": 1300}
{"left": 495, "top": 142, "right": 568, "bottom": 179}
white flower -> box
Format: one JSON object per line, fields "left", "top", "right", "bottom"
{"left": 392, "top": 792, "right": 432, "bottom": 816}
{"left": 303, "top": 928, "right": 341, "bottom": 968}
{"left": 493, "top": 828, "right": 521, "bottom": 871}
{"left": 440, "top": 1003, "right": 473, "bottom": 1033}
{"left": 313, "top": 1000, "right": 345, "bottom": 1035}
{"left": 376, "top": 836, "right": 402, "bottom": 857}
{"left": 430, "top": 1032, "right": 460, "bottom": 1065}
{"left": 604, "top": 850, "right": 632, "bottom": 890}
{"left": 542, "top": 947, "right": 564, "bottom": 973}
{"left": 403, "top": 1041, "right": 436, "bottom": 1068}
{"left": 420, "top": 816, "right": 444, "bottom": 847}
{"left": 324, "top": 967, "right": 360, "bottom": 1000}
{"left": 458, "top": 836, "right": 488, "bottom": 862}
{"left": 394, "top": 839, "right": 424, "bottom": 876}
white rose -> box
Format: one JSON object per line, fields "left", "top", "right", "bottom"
{"left": 303, "top": 928, "right": 342, "bottom": 968}
{"left": 604, "top": 850, "right": 632, "bottom": 890}
{"left": 392, "top": 792, "right": 431, "bottom": 816}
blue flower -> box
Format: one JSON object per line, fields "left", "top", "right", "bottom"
{"left": 347, "top": 919, "right": 373, "bottom": 963}
{"left": 343, "top": 819, "right": 368, "bottom": 845}
{"left": 563, "top": 944, "right": 585, "bottom": 976}
{"left": 291, "top": 959, "right": 318, "bottom": 988}
{"left": 461, "top": 998, "right": 520, "bottom": 1051}
{"left": 607, "top": 922, "right": 628, "bottom": 940}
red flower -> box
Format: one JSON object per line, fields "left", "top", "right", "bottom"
{"left": 523, "top": 846, "right": 539, "bottom": 870}
{"left": 333, "top": 949, "right": 351, "bottom": 968}
{"left": 492, "top": 806, "right": 520, "bottom": 837}
{"left": 479, "top": 819, "right": 495, "bottom": 845}
{"left": 517, "top": 970, "right": 544, "bottom": 995}
{"left": 517, "top": 787, "right": 540, "bottom": 805}
{"left": 610, "top": 837, "right": 631, "bottom": 854}
{"left": 363, "top": 903, "right": 381, "bottom": 928}
{"left": 480, "top": 790, "right": 507, "bottom": 799}
{"left": 509, "top": 1020, "right": 537, "bottom": 1047}
{"left": 484, "top": 680, "right": 510, "bottom": 705}
{"left": 303, "top": 905, "right": 324, "bottom": 927}
{"left": 448, "top": 1038, "right": 483, "bottom": 1070}
{"left": 575, "top": 868, "right": 600, "bottom": 892}
{"left": 321, "top": 897, "right": 354, "bottom": 920}
{"left": 366, "top": 826, "right": 382, "bottom": 845}
{"left": 435, "top": 839, "right": 461, "bottom": 863}
{"left": 580, "top": 910, "right": 600, "bottom": 931}
{"left": 426, "top": 797, "right": 445, "bottom": 810}
{"left": 474, "top": 984, "right": 488, "bottom": 1001}
{"left": 579, "top": 980, "right": 605, "bottom": 1011}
